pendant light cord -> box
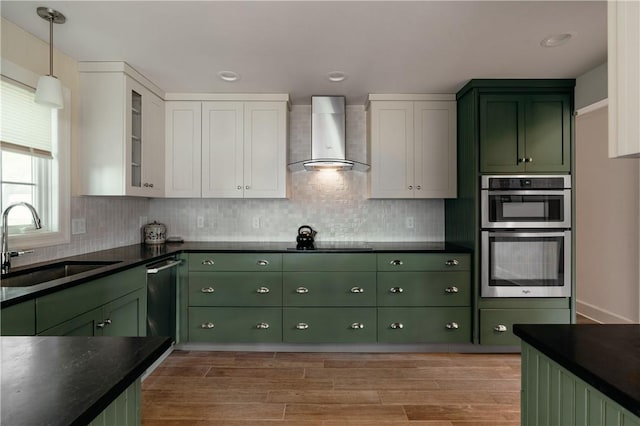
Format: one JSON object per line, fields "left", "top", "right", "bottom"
{"left": 49, "top": 16, "right": 54, "bottom": 77}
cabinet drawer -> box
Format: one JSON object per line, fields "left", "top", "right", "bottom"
{"left": 189, "top": 253, "right": 282, "bottom": 272}
{"left": 480, "top": 308, "right": 571, "bottom": 346}
{"left": 377, "top": 307, "right": 471, "bottom": 343}
{"left": 283, "top": 272, "right": 376, "bottom": 306}
{"left": 283, "top": 308, "right": 376, "bottom": 343}
{"left": 377, "top": 272, "right": 470, "bottom": 307}
{"left": 188, "top": 307, "right": 282, "bottom": 343}
{"left": 189, "top": 272, "right": 282, "bottom": 306}
{"left": 377, "top": 253, "right": 470, "bottom": 271}
{"left": 283, "top": 253, "right": 376, "bottom": 271}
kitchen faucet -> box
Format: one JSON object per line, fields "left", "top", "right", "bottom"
{"left": 1, "top": 202, "right": 42, "bottom": 274}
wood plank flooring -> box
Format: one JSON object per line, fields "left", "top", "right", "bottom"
{"left": 142, "top": 351, "right": 521, "bottom": 425}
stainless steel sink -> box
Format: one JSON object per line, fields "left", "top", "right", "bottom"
{"left": 0, "top": 260, "right": 122, "bottom": 287}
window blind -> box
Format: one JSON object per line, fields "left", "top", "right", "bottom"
{"left": 0, "top": 78, "right": 53, "bottom": 159}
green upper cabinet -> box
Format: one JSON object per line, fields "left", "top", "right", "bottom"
{"left": 479, "top": 92, "right": 571, "bottom": 173}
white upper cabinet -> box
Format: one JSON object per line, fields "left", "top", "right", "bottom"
{"left": 608, "top": 0, "right": 640, "bottom": 158}
{"left": 79, "top": 62, "right": 165, "bottom": 197}
{"left": 367, "top": 95, "right": 457, "bottom": 199}
{"left": 165, "top": 95, "right": 289, "bottom": 199}
{"left": 165, "top": 101, "right": 202, "bottom": 197}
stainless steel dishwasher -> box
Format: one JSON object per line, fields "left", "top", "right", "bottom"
{"left": 146, "top": 257, "right": 181, "bottom": 341}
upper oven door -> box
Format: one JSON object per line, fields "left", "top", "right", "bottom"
{"left": 481, "top": 189, "right": 571, "bottom": 229}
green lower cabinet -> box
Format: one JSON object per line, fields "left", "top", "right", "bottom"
{"left": 189, "top": 272, "right": 282, "bottom": 306}
{"left": 283, "top": 308, "right": 377, "bottom": 343}
{"left": 480, "top": 308, "right": 571, "bottom": 346}
{"left": 39, "top": 307, "right": 102, "bottom": 336}
{"left": 88, "top": 379, "right": 140, "bottom": 426}
{"left": 377, "top": 271, "right": 470, "bottom": 307}
{"left": 378, "top": 307, "right": 471, "bottom": 343}
{"left": 189, "top": 307, "right": 282, "bottom": 343}
{"left": 521, "top": 342, "right": 640, "bottom": 426}
{"left": 283, "top": 272, "right": 376, "bottom": 307}
{"left": 1, "top": 300, "right": 36, "bottom": 335}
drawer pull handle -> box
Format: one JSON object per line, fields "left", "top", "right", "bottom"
{"left": 296, "top": 322, "right": 309, "bottom": 330}
{"left": 200, "top": 322, "right": 215, "bottom": 329}
{"left": 256, "top": 286, "right": 270, "bottom": 294}
{"left": 389, "top": 287, "right": 404, "bottom": 293}
{"left": 389, "top": 259, "right": 403, "bottom": 266}
{"left": 390, "top": 322, "right": 404, "bottom": 329}
{"left": 350, "top": 287, "right": 364, "bottom": 293}
{"left": 202, "top": 259, "right": 215, "bottom": 265}
{"left": 445, "top": 286, "right": 459, "bottom": 294}
{"left": 96, "top": 319, "right": 112, "bottom": 329}
{"left": 296, "top": 287, "right": 309, "bottom": 294}
{"left": 201, "top": 287, "right": 215, "bottom": 293}
{"left": 350, "top": 322, "right": 365, "bottom": 329}
{"left": 445, "top": 259, "right": 460, "bottom": 266}
{"left": 257, "top": 259, "right": 269, "bottom": 266}
{"left": 494, "top": 324, "right": 508, "bottom": 333}
{"left": 446, "top": 322, "right": 459, "bottom": 330}
{"left": 256, "top": 322, "right": 270, "bottom": 329}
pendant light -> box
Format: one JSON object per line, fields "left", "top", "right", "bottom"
{"left": 35, "top": 7, "right": 66, "bottom": 109}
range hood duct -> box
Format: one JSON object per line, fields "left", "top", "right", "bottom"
{"left": 288, "top": 96, "right": 369, "bottom": 172}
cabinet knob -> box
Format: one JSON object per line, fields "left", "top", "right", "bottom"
{"left": 256, "top": 286, "right": 270, "bottom": 294}
{"left": 245, "top": 185, "right": 250, "bottom": 190}
{"left": 389, "top": 287, "right": 404, "bottom": 293}
{"left": 202, "top": 259, "right": 215, "bottom": 265}
{"left": 416, "top": 185, "right": 421, "bottom": 190}
{"left": 296, "top": 322, "right": 309, "bottom": 330}
{"left": 445, "top": 286, "right": 459, "bottom": 294}
{"left": 143, "top": 183, "right": 150, "bottom": 187}
{"left": 350, "top": 322, "right": 365, "bottom": 329}
{"left": 256, "top": 322, "right": 270, "bottom": 329}
{"left": 445, "top": 259, "right": 460, "bottom": 267}
{"left": 237, "top": 186, "right": 242, "bottom": 190}
{"left": 350, "top": 286, "right": 364, "bottom": 293}
{"left": 408, "top": 185, "right": 413, "bottom": 190}
{"left": 201, "top": 287, "right": 215, "bottom": 293}
{"left": 445, "top": 322, "right": 459, "bottom": 330}
{"left": 494, "top": 324, "right": 508, "bottom": 333}
{"left": 296, "top": 287, "right": 309, "bottom": 294}
{"left": 200, "top": 322, "right": 215, "bottom": 329}
{"left": 96, "top": 319, "right": 112, "bottom": 329}
{"left": 390, "top": 322, "right": 404, "bottom": 329}
{"left": 389, "top": 259, "right": 403, "bottom": 266}
{"left": 518, "top": 158, "right": 526, "bottom": 164}
{"left": 256, "top": 259, "right": 270, "bottom": 266}
{"left": 526, "top": 157, "right": 533, "bottom": 163}
{"left": 150, "top": 183, "right": 154, "bottom": 188}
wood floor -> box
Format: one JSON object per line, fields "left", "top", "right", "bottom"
{"left": 142, "top": 350, "right": 521, "bottom": 425}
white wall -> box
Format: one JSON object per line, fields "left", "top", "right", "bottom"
{"left": 575, "top": 105, "right": 640, "bottom": 323}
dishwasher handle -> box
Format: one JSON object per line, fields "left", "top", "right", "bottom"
{"left": 146, "top": 259, "right": 182, "bottom": 274}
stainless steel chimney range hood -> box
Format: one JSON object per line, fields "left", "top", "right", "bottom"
{"left": 288, "top": 96, "right": 370, "bottom": 172}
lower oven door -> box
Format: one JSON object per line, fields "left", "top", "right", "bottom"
{"left": 481, "top": 230, "right": 571, "bottom": 298}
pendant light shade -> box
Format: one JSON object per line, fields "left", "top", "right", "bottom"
{"left": 35, "top": 7, "right": 66, "bottom": 110}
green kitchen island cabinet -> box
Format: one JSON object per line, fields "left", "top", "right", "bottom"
{"left": 514, "top": 324, "right": 640, "bottom": 426}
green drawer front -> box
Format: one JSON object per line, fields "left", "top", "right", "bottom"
{"left": 189, "top": 272, "right": 282, "bottom": 306}
{"left": 377, "top": 272, "right": 470, "bottom": 307}
{"left": 36, "top": 267, "right": 145, "bottom": 333}
{"left": 283, "top": 308, "right": 377, "bottom": 343}
{"left": 377, "top": 307, "right": 471, "bottom": 343}
{"left": 283, "top": 253, "right": 376, "bottom": 271}
{"left": 1, "top": 300, "right": 36, "bottom": 336}
{"left": 189, "top": 253, "right": 282, "bottom": 272}
{"left": 188, "top": 307, "right": 282, "bottom": 343}
{"left": 283, "top": 272, "right": 376, "bottom": 306}
{"left": 377, "top": 253, "right": 470, "bottom": 271}
{"left": 480, "top": 308, "right": 571, "bottom": 346}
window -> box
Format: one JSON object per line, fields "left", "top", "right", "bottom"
{"left": 0, "top": 60, "right": 70, "bottom": 249}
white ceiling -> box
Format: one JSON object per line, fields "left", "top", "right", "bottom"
{"left": 1, "top": 1, "right": 607, "bottom": 105}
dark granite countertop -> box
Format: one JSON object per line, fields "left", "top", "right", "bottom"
{"left": 513, "top": 324, "right": 640, "bottom": 417}
{"left": 1, "top": 241, "right": 471, "bottom": 307}
{"left": 1, "top": 336, "right": 172, "bottom": 426}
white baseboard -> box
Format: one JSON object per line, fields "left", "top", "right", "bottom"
{"left": 576, "top": 300, "right": 636, "bottom": 324}
{"left": 141, "top": 343, "right": 174, "bottom": 382}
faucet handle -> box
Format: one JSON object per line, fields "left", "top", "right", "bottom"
{"left": 9, "top": 250, "right": 34, "bottom": 258}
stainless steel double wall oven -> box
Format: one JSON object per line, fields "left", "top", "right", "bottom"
{"left": 481, "top": 175, "right": 572, "bottom": 298}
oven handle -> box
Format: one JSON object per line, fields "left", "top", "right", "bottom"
{"left": 484, "top": 230, "right": 570, "bottom": 238}
{"left": 485, "top": 190, "right": 569, "bottom": 196}
{"left": 146, "top": 259, "right": 183, "bottom": 274}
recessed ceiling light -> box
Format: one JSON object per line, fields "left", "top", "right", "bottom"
{"left": 327, "top": 71, "right": 347, "bottom": 82}
{"left": 540, "top": 33, "right": 573, "bottom": 48}
{"left": 218, "top": 71, "right": 240, "bottom": 82}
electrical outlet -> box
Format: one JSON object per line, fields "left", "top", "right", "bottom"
{"left": 71, "top": 218, "right": 86, "bottom": 235}
{"left": 405, "top": 217, "right": 414, "bottom": 229}
{"left": 252, "top": 217, "right": 260, "bottom": 229}
{"left": 196, "top": 215, "right": 204, "bottom": 228}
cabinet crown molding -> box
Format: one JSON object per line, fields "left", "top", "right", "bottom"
{"left": 78, "top": 61, "right": 164, "bottom": 99}
{"left": 366, "top": 93, "right": 455, "bottom": 109}
{"left": 165, "top": 93, "right": 291, "bottom": 109}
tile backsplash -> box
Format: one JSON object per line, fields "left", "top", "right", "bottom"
{"left": 17, "top": 104, "right": 444, "bottom": 265}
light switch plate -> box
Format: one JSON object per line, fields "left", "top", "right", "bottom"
{"left": 71, "top": 218, "right": 86, "bottom": 235}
